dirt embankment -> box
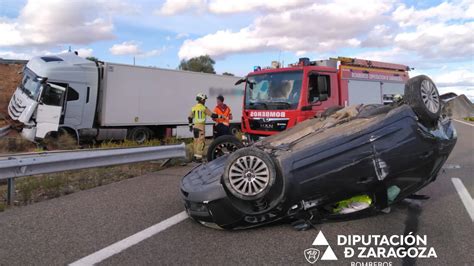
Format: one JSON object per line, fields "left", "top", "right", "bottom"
{"left": 0, "top": 63, "right": 23, "bottom": 117}
{"left": 443, "top": 94, "right": 474, "bottom": 119}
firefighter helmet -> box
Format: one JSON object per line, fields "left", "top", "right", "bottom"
{"left": 196, "top": 93, "right": 208, "bottom": 101}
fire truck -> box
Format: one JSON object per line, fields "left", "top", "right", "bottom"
{"left": 239, "top": 57, "right": 410, "bottom": 141}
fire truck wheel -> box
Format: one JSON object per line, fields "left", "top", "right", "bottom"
{"left": 404, "top": 75, "right": 441, "bottom": 125}
{"left": 223, "top": 147, "right": 276, "bottom": 201}
{"left": 207, "top": 135, "right": 244, "bottom": 162}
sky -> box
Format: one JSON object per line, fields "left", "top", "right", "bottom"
{"left": 0, "top": 0, "right": 473, "bottom": 100}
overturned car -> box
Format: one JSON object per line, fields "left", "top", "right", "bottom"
{"left": 181, "top": 75, "right": 457, "bottom": 230}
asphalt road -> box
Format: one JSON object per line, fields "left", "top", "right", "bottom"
{"left": 0, "top": 120, "right": 472, "bottom": 266}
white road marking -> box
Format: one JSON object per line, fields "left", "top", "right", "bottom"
{"left": 453, "top": 119, "right": 474, "bottom": 127}
{"left": 69, "top": 211, "right": 188, "bottom": 265}
{"left": 451, "top": 178, "right": 474, "bottom": 222}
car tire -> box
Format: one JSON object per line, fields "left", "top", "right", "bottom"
{"left": 207, "top": 135, "right": 244, "bottom": 162}
{"left": 127, "top": 127, "right": 153, "bottom": 143}
{"left": 223, "top": 147, "right": 276, "bottom": 201}
{"left": 404, "top": 75, "right": 441, "bottom": 125}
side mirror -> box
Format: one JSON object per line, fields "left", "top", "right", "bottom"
{"left": 235, "top": 78, "right": 246, "bottom": 85}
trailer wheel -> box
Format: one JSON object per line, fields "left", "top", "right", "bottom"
{"left": 404, "top": 75, "right": 441, "bottom": 125}
{"left": 223, "top": 147, "right": 276, "bottom": 201}
{"left": 127, "top": 127, "right": 153, "bottom": 143}
{"left": 207, "top": 135, "right": 244, "bottom": 162}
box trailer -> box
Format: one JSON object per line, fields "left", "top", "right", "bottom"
{"left": 8, "top": 53, "right": 244, "bottom": 142}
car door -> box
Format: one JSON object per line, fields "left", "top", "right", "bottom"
{"left": 35, "top": 83, "right": 67, "bottom": 139}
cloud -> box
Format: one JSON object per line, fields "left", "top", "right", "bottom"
{"left": 110, "top": 41, "right": 141, "bottom": 55}
{"left": 0, "top": 50, "right": 35, "bottom": 60}
{"left": 175, "top": 33, "right": 190, "bottom": 39}
{"left": 393, "top": 22, "right": 474, "bottom": 59}
{"left": 207, "top": 0, "right": 313, "bottom": 14}
{"left": 387, "top": 1, "right": 474, "bottom": 60}
{"left": 109, "top": 41, "right": 165, "bottom": 57}
{"left": 158, "top": 0, "right": 206, "bottom": 15}
{"left": 157, "top": 0, "right": 312, "bottom": 15}
{"left": 361, "top": 24, "right": 396, "bottom": 48}
{"left": 0, "top": 0, "right": 135, "bottom": 47}
{"left": 0, "top": 47, "right": 93, "bottom": 60}
{"left": 434, "top": 69, "right": 474, "bottom": 87}
{"left": 178, "top": 0, "right": 395, "bottom": 59}
{"left": 393, "top": 0, "right": 474, "bottom": 27}
{"left": 75, "top": 48, "right": 94, "bottom": 58}
{"left": 178, "top": 0, "right": 473, "bottom": 64}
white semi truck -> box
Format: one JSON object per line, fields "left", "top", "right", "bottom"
{"left": 8, "top": 53, "right": 244, "bottom": 143}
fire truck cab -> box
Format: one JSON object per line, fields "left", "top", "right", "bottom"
{"left": 240, "top": 57, "right": 410, "bottom": 141}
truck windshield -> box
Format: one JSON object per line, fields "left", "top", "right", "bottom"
{"left": 245, "top": 71, "right": 302, "bottom": 110}
{"left": 20, "top": 68, "right": 42, "bottom": 100}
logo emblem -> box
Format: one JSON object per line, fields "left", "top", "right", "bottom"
{"left": 304, "top": 231, "right": 338, "bottom": 264}
{"left": 304, "top": 248, "right": 320, "bottom": 264}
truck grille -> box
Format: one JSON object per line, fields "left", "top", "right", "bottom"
{"left": 8, "top": 94, "right": 25, "bottom": 120}
{"left": 249, "top": 118, "right": 289, "bottom": 132}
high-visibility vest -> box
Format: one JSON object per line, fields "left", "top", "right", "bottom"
{"left": 192, "top": 103, "right": 207, "bottom": 124}
{"left": 214, "top": 105, "right": 231, "bottom": 126}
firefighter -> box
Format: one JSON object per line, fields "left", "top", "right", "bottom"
{"left": 213, "top": 95, "right": 233, "bottom": 137}
{"left": 188, "top": 93, "right": 220, "bottom": 162}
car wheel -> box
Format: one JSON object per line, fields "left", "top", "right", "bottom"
{"left": 404, "top": 75, "right": 441, "bottom": 125}
{"left": 223, "top": 147, "right": 276, "bottom": 201}
{"left": 207, "top": 135, "right": 244, "bottom": 162}
{"left": 127, "top": 127, "right": 153, "bottom": 143}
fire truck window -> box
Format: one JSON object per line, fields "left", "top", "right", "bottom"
{"left": 318, "top": 75, "right": 330, "bottom": 96}
{"left": 308, "top": 74, "right": 330, "bottom": 103}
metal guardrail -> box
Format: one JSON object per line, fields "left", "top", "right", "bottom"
{"left": 0, "top": 143, "right": 186, "bottom": 204}
{"left": 0, "top": 125, "right": 11, "bottom": 138}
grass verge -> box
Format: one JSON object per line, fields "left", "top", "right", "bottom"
{"left": 0, "top": 136, "right": 197, "bottom": 209}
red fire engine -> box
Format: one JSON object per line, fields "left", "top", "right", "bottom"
{"left": 239, "top": 57, "right": 410, "bottom": 141}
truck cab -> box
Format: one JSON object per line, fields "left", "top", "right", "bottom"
{"left": 8, "top": 53, "right": 98, "bottom": 142}
{"left": 241, "top": 57, "right": 410, "bottom": 141}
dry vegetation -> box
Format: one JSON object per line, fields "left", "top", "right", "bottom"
{"left": 0, "top": 136, "right": 195, "bottom": 211}
{"left": 0, "top": 63, "right": 23, "bottom": 116}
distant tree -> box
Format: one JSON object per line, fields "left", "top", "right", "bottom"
{"left": 222, "top": 72, "right": 234, "bottom": 76}
{"left": 179, "top": 55, "right": 216, "bottom": 74}
{"left": 86, "top": 56, "right": 99, "bottom": 62}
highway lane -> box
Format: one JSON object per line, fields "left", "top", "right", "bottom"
{"left": 0, "top": 120, "right": 472, "bottom": 265}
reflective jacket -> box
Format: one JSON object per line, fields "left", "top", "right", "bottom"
{"left": 213, "top": 104, "right": 232, "bottom": 126}
{"left": 190, "top": 103, "right": 212, "bottom": 124}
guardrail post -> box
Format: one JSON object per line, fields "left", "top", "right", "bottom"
{"left": 7, "top": 178, "right": 14, "bottom": 205}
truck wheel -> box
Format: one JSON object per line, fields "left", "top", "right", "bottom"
{"left": 127, "top": 127, "right": 153, "bottom": 143}
{"left": 223, "top": 147, "right": 276, "bottom": 201}
{"left": 230, "top": 125, "right": 241, "bottom": 136}
{"left": 42, "top": 128, "right": 78, "bottom": 150}
{"left": 404, "top": 75, "right": 441, "bottom": 125}
{"left": 207, "top": 135, "right": 244, "bottom": 162}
